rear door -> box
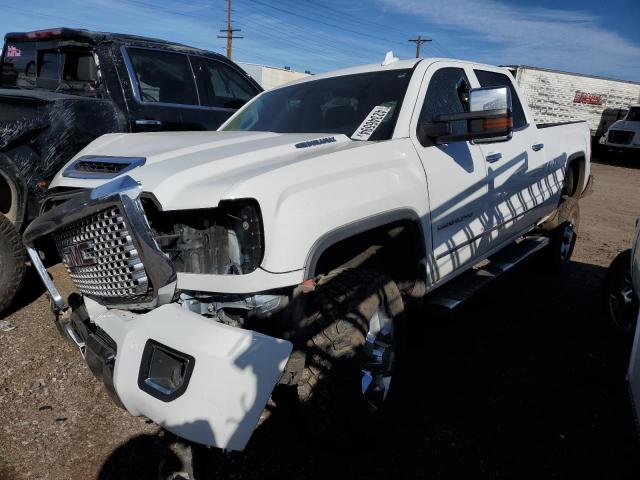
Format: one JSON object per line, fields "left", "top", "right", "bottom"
{"left": 470, "top": 67, "right": 547, "bottom": 246}
{"left": 190, "top": 56, "right": 258, "bottom": 113}
{"left": 409, "top": 62, "right": 491, "bottom": 281}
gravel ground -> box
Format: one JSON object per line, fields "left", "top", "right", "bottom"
{"left": 1, "top": 157, "right": 640, "bottom": 480}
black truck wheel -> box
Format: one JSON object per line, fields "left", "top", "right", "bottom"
{"left": 0, "top": 214, "right": 25, "bottom": 314}
{"left": 291, "top": 268, "right": 404, "bottom": 445}
{"left": 545, "top": 196, "right": 580, "bottom": 270}
{"left": 604, "top": 249, "right": 638, "bottom": 333}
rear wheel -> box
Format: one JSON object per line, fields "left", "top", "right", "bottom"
{"left": 0, "top": 214, "right": 25, "bottom": 314}
{"left": 291, "top": 268, "right": 404, "bottom": 445}
{"left": 604, "top": 249, "right": 638, "bottom": 333}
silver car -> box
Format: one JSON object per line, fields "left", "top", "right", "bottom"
{"left": 625, "top": 218, "right": 640, "bottom": 423}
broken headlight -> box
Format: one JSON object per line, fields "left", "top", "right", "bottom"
{"left": 142, "top": 198, "right": 264, "bottom": 275}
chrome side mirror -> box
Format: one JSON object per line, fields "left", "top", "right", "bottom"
{"left": 422, "top": 86, "right": 513, "bottom": 144}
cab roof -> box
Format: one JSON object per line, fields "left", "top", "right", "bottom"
{"left": 4, "top": 27, "right": 224, "bottom": 58}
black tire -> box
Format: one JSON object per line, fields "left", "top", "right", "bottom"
{"left": 562, "top": 161, "right": 578, "bottom": 197}
{"left": 546, "top": 196, "right": 580, "bottom": 270}
{"left": 291, "top": 268, "right": 404, "bottom": 445}
{"left": 0, "top": 214, "right": 25, "bottom": 314}
{"left": 604, "top": 249, "right": 638, "bottom": 333}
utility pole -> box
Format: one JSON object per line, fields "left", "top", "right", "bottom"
{"left": 218, "top": 0, "right": 242, "bottom": 59}
{"left": 408, "top": 35, "right": 432, "bottom": 58}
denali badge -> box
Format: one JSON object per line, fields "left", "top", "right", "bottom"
{"left": 62, "top": 242, "right": 96, "bottom": 268}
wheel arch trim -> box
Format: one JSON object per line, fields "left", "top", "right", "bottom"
{"left": 303, "top": 208, "right": 426, "bottom": 278}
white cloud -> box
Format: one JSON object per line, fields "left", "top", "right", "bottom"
{"left": 379, "top": 0, "right": 640, "bottom": 80}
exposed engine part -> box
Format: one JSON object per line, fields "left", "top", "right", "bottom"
{"left": 142, "top": 199, "right": 264, "bottom": 276}
{"left": 180, "top": 291, "right": 289, "bottom": 321}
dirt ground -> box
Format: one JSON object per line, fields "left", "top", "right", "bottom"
{"left": 1, "top": 157, "right": 640, "bottom": 480}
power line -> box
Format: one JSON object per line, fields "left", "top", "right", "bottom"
{"left": 218, "top": 0, "right": 243, "bottom": 59}
{"left": 408, "top": 35, "right": 432, "bottom": 58}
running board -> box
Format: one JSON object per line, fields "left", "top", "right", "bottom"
{"left": 427, "top": 236, "right": 549, "bottom": 310}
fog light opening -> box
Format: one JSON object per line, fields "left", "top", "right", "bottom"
{"left": 138, "top": 340, "right": 195, "bottom": 401}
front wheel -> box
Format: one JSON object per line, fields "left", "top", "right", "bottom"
{"left": 291, "top": 268, "right": 404, "bottom": 445}
{"left": 0, "top": 214, "right": 25, "bottom": 314}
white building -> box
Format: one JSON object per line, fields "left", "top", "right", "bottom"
{"left": 237, "top": 63, "right": 311, "bottom": 90}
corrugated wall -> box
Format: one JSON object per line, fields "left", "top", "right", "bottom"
{"left": 515, "top": 67, "right": 640, "bottom": 135}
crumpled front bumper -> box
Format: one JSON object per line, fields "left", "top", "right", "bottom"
{"left": 65, "top": 300, "right": 292, "bottom": 451}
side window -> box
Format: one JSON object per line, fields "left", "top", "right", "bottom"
{"left": 127, "top": 48, "right": 197, "bottom": 105}
{"left": 474, "top": 69, "right": 527, "bottom": 129}
{"left": 194, "top": 58, "right": 259, "bottom": 109}
{"left": 417, "top": 67, "right": 471, "bottom": 145}
{"left": 38, "top": 51, "right": 61, "bottom": 79}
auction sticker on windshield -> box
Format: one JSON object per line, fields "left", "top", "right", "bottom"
{"left": 351, "top": 105, "right": 391, "bottom": 141}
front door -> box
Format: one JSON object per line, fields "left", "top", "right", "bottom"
{"left": 410, "top": 63, "right": 491, "bottom": 283}
{"left": 471, "top": 67, "right": 547, "bottom": 246}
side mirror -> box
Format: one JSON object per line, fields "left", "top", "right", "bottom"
{"left": 420, "top": 86, "right": 513, "bottom": 144}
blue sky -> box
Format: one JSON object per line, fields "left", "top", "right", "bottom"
{"left": 1, "top": 0, "right": 639, "bottom": 81}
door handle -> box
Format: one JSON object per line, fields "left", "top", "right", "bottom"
{"left": 532, "top": 143, "right": 544, "bottom": 151}
{"left": 135, "top": 119, "right": 163, "bottom": 127}
{"left": 485, "top": 152, "right": 502, "bottom": 163}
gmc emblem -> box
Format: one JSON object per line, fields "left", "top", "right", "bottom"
{"left": 62, "top": 242, "right": 96, "bottom": 268}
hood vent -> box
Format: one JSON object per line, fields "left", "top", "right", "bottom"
{"left": 63, "top": 156, "right": 146, "bottom": 179}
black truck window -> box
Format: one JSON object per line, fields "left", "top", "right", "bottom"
{"left": 37, "top": 51, "right": 61, "bottom": 79}
{"left": 2, "top": 41, "right": 100, "bottom": 95}
{"left": 418, "top": 67, "right": 471, "bottom": 143}
{"left": 474, "top": 69, "right": 527, "bottom": 129}
{"left": 194, "top": 57, "right": 258, "bottom": 109}
{"left": 1, "top": 41, "right": 37, "bottom": 88}
{"left": 128, "top": 48, "right": 198, "bottom": 106}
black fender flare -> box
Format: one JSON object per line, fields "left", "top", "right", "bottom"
{"left": 303, "top": 208, "right": 427, "bottom": 279}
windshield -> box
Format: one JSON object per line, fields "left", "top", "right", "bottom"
{"left": 223, "top": 69, "right": 412, "bottom": 141}
{"left": 626, "top": 107, "right": 640, "bottom": 122}
{"left": 1, "top": 40, "right": 102, "bottom": 97}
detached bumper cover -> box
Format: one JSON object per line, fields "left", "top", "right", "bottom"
{"left": 82, "top": 303, "right": 292, "bottom": 451}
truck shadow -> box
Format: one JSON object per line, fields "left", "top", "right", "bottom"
{"left": 592, "top": 153, "right": 640, "bottom": 170}
{"left": 93, "top": 256, "right": 639, "bottom": 479}
{"left": 187, "top": 256, "right": 639, "bottom": 479}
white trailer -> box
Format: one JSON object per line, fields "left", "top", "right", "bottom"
{"left": 508, "top": 65, "right": 640, "bottom": 137}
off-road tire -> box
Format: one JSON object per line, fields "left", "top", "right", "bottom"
{"left": 603, "top": 249, "right": 638, "bottom": 333}
{"left": 290, "top": 268, "right": 404, "bottom": 446}
{"left": 0, "top": 214, "right": 25, "bottom": 314}
{"left": 544, "top": 196, "right": 580, "bottom": 270}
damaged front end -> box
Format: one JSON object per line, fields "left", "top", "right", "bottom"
{"left": 23, "top": 175, "right": 292, "bottom": 451}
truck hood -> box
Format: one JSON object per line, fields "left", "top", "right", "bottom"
{"left": 50, "top": 131, "right": 370, "bottom": 210}
{"left": 609, "top": 120, "right": 640, "bottom": 133}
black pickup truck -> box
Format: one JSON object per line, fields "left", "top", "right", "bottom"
{"left": 0, "top": 28, "right": 262, "bottom": 312}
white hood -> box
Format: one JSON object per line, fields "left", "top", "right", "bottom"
{"left": 50, "top": 131, "right": 368, "bottom": 210}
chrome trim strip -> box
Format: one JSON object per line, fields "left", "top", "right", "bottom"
{"left": 186, "top": 55, "right": 201, "bottom": 106}
{"left": 120, "top": 45, "right": 142, "bottom": 102}
{"left": 26, "top": 246, "right": 65, "bottom": 310}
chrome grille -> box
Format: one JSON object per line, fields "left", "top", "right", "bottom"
{"left": 54, "top": 207, "right": 149, "bottom": 298}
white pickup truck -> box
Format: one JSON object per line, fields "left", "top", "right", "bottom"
{"left": 599, "top": 104, "right": 640, "bottom": 155}
{"left": 24, "top": 56, "right": 592, "bottom": 454}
